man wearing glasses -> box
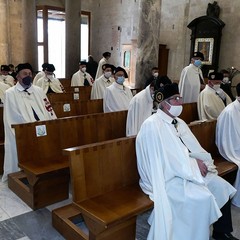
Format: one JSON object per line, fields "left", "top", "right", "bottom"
{"left": 136, "top": 83, "right": 238, "bottom": 240}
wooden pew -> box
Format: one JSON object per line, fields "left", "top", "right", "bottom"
{"left": 179, "top": 102, "right": 199, "bottom": 123}
{"left": 51, "top": 99, "right": 103, "bottom": 118}
{"left": 47, "top": 86, "right": 92, "bottom": 102}
{"left": 8, "top": 110, "right": 128, "bottom": 209}
{"left": 52, "top": 120, "right": 238, "bottom": 240}
{"left": 53, "top": 137, "right": 153, "bottom": 240}
{"left": 0, "top": 105, "right": 4, "bottom": 175}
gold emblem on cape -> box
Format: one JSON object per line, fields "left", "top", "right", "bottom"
{"left": 155, "top": 92, "right": 164, "bottom": 103}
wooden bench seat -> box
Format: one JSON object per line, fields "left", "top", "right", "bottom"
{"left": 52, "top": 120, "right": 238, "bottom": 240}
{"left": 8, "top": 110, "right": 128, "bottom": 209}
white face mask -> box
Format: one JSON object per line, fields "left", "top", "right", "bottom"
{"left": 153, "top": 72, "right": 159, "bottom": 78}
{"left": 213, "top": 84, "right": 221, "bottom": 91}
{"left": 166, "top": 101, "right": 183, "bottom": 117}
{"left": 222, "top": 77, "right": 229, "bottom": 83}
{"left": 104, "top": 71, "right": 112, "bottom": 79}
{"left": 47, "top": 74, "right": 54, "bottom": 80}
{"left": 81, "top": 67, "right": 86, "bottom": 73}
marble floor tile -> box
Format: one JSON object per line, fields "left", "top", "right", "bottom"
{"left": 0, "top": 207, "right": 10, "bottom": 221}
{"left": 46, "top": 193, "right": 72, "bottom": 212}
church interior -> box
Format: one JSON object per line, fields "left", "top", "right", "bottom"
{"left": 1, "top": 0, "right": 240, "bottom": 239}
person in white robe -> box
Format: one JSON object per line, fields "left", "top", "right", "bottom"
{"left": 136, "top": 83, "right": 237, "bottom": 240}
{"left": 179, "top": 51, "right": 205, "bottom": 103}
{"left": 0, "top": 65, "right": 15, "bottom": 87}
{"left": 95, "top": 51, "right": 111, "bottom": 80}
{"left": 216, "top": 83, "right": 240, "bottom": 208}
{"left": 35, "top": 63, "right": 64, "bottom": 94}
{"left": 32, "top": 63, "right": 49, "bottom": 85}
{"left": 126, "top": 78, "right": 166, "bottom": 136}
{"left": 71, "top": 61, "right": 93, "bottom": 86}
{"left": 1, "top": 63, "right": 57, "bottom": 182}
{"left": 198, "top": 72, "right": 232, "bottom": 120}
{"left": 0, "top": 82, "right": 10, "bottom": 103}
{"left": 90, "top": 63, "right": 115, "bottom": 100}
{"left": 103, "top": 66, "right": 133, "bottom": 113}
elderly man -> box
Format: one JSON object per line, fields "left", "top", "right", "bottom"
{"left": 2, "top": 63, "right": 57, "bottom": 182}
{"left": 71, "top": 61, "right": 93, "bottom": 86}
{"left": 103, "top": 66, "right": 133, "bottom": 112}
{"left": 35, "top": 63, "right": 65, "bottom": 93}
{"left": 179, "top": 51, "right": 205, "bottom": 103}
{"left": 198, "top": 72, "right": 232, "bottom": 120}
{"left": 216, "top": 83, "right": 240, "bottom": 208}
{"left": 126, "top": 78, "right": 165, "bottom": 136}
{"left": 95, "top": 51, "right": 111, "bottom": 79}
{"left": 136, "top": 83, "right": 237, "bottom": 240}
{"left": 90, "top": 63, "right": 115, "bottom": 99}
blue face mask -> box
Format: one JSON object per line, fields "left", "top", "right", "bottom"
{"left": 116, "top": 76, "right": 125, "bottom": 85}
{"left": 194, "top": 59, "right": 202, "bottom": 68}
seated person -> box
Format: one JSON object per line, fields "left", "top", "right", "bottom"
{"left": 220, "top": 69, "right": 235, "bottom": 101}
{"left": 35, "top": 63, "right": 65, "bottom": 94}
{"left": 198, "top": 72, "right": 232, "bottom": 120}
{"left": 103, "top": 66, "right": 133, "bottom": 112}
{"left": 33, "top": 62, "right": 48, "bottom": 85}
{"left": 0, "top": 65, "right": 15, "bottom": 87}
{"left": 216, "top": 83, "right": 240, "bottom": 207}
{"left": 71, "top": 61, "right": 93, "bottom": 86}
{"left": 2, "top": 63, "right": 57, "bottom": 182}
{"left": 144, "top": 66, "right": 172, "bottom": 88}
{"left": 136, "top": 83, "right": 237, "bottom": 240}
{"left": 90, "top": 63, "right": 115, "bottom": 100}
{"left": 126, "top": 78, "right": 166, "bottom": 136}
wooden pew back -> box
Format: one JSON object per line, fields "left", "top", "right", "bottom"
{"left": 65, "top": 137, "right": 139, "bottom": 203}
{"left": 51, "top": 99, "right": 103, "bottom": 118}
{"left": 179, "top": 102, "right": 199, "bottom": 123}
{"left": 13, "top": 111, "right": 128, "bottom": 170}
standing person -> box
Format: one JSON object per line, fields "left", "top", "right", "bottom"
{"left": 126, "top": 79, "right": 165, "bottom": 136}
{"left": 36, "top": 63, "right": 65, "bottom": 93}
{"left": 179, "top": 51, "right": 205, "bottom": 103}
{"left": 90, "top": 63, "right": 115, "bottom": 100}
{"left": 220, "top": 69, "right": 235, "bottom": 101}
{"left": 2, "top": 63, "right": 57, "bottom": 182}
{"left": 198, "top": 72, "right": 232, "bottom": 120}
{"left": 136, "top": 83, "right": 237, "bottom": 240}
{"left": 103, "top": 66, "right": 133, "bottom": 112}
{"left": 216, "top": 83, "right": 240, "bottom": 207}
{"left": 71, "top": 61, "right": 93, "bottom": 86}
{"left": 95, "top": 52, "right": 111, "bottom": 79}
{"left": 86, "top": 55, "right": 98, "bottom": 80}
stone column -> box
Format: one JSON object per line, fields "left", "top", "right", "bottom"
{"left": 65, "top": 0, "right": 81, "bottom": 78}
{"left": 0, "top": 0, "right": 9, "bottom": 64}
{"left": 135, "top": 0, "right": 162, "bottom": 88}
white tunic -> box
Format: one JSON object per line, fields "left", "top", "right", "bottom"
{"left": 90, "top": 75, "right": 114, "bottom": 100}
{"left": 33, "top": 71, "right": 45, "bottom": 85}
{"left": 103, "top": 82, "right": 133, "bottom": 113}
{"left": 1, "top": 82, "right": 57, "bottom": 182}
{"left": 216, "top": 99, "right": 240, "bottom": 207}
{"left": 179, "top": 64, "right": 204, "bottom": 103}
{"left": 36, "top": 75, "right": 64, "bottom": 94}
{"left": 0, "top": 82, "right": 10, "bottom": 101}
{"left": 95, "top": 57, "right": 107, "bottom": 80}
{"left": 126, "top": 86, "right": 153, "bottom": 136}
{"left": 198, "top": 85, "right": 232, "bottom": 120}
{"left": 71, "top": 70, "right": 93, "bottom": 86}
{"left": 0, "top": 75, "right": 15, "bottom": 87}
{"left": 136, "top": 109, "right": 236, "bottom": 240}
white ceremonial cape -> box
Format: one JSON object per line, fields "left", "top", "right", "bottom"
{"left": 126, "top": 85, "right": 153, "bottom": 136}
{"left": 33, "top": 71, "right": 45, "bottom": 85}
{"left": 198, "top": 85, "right": 232, "bottom": 120}
{"left": 216, "top": 99, "right": 240, "bottom": 207}
{"left": 0, "top": 82, "right": 10, "bottom": 101}
{"left": 179, "top": 64, "right": 203, "bottom": 103}
{"left": 95, "top": 57, "right": 107, "bottom": 80}
{"left": 2, "top": 82, "right": 57, "bottom": 182}
{"left": 71, "top": 70, "right": 93, "bottom": 86}
{"left": 103, "top": 82, "right": 133, "bottom": 113}
{"left": 0, "top": 75, "right": 15, "bottom": 87}
{"left": 136, "top": 109, "right": 236, "bottom": 240}
{"left": 90, "top": 75, "right": 114, "bottom": 99}
{"left": 36, "top": 76, "right": 64, "bottom": 93}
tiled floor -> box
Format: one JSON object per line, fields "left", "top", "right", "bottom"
{"left": 1, "top": 177, "right": 240, "bottom": 240}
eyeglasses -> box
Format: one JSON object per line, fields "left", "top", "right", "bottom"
{"left": 168, "top": 96, "right": 182, "bottom": 102}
